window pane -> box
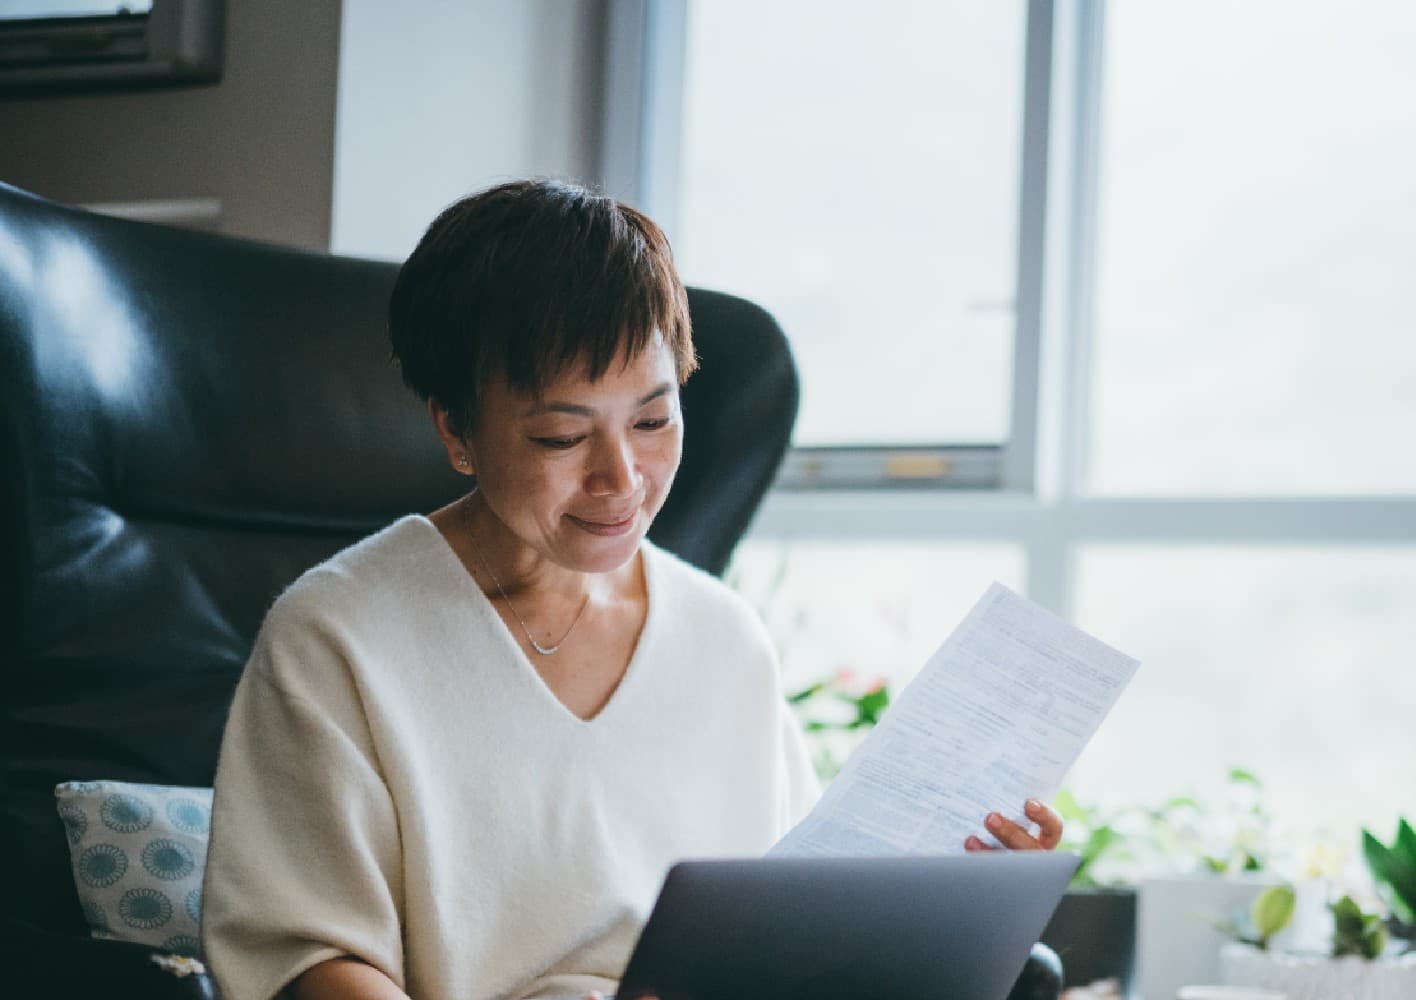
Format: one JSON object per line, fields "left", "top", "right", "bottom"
{"left": 1069, "top": 545, "right": 1416, "bottom": 840}
{"left": 727, "top": 539, "right": 1025, "bottom": 693}
{"left": 678, "top": 0, "right": 1026, "bottom": 445}
{"left": 1089, "top": 2, "right": 1416, "bottom": 495}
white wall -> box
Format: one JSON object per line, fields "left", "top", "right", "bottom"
{"left": 331, "top": 0, "right": 605, "bottom": 260}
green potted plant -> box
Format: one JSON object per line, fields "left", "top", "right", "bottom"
{"left": 1134, "top": 770, "right": 1287, "bottom": 1000}
{"left": 1210, "top": 883, "right": 1298, "bottom": 951}
{"left": 1362, "top": 817, "right": 1416, "bottom": 945}
{"left": 1218, "top": 891, "right": 1413, "bottom": 997}
{"left": 1216, "top": 820, "right": 1416, "bottom": 999}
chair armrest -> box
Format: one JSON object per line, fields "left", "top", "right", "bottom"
{"left": 7, "top": 921, "right": 218, "bottom": 999}
{"left": 1008, "top": 942, "right": 1066, "bottom": 1000}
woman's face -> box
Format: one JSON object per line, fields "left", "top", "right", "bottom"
{"left": 453, "top": 337, "right": 684, "bottom": 574}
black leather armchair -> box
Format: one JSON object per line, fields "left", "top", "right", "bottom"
{"left": 0, "top": 181, "right": 798, "bottom": 996}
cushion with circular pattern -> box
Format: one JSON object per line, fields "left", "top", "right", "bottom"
{"left": 55, "top": 781, "right": 213, "bottom": 957}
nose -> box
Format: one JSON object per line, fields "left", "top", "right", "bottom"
{"left": 585, "top": 432, "right": 643, "bottom": 498}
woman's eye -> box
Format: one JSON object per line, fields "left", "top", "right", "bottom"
{"left": 532, "top": 436, "right": 583, "bottom": 450}
{"left": 636, "top": 417, "right": 670, "bottom": 431}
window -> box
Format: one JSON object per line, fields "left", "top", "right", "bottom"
{"left": 1089, "top": 1, "right": 1416, "bottom": 496}
{"left": 678, "top": 0, "right": 1027, "bottom": 448}
{"left": 1070, "top": 545, "right": 1416, "bottom": 834}
{"left": 729, "top": 538, "right": 1026, "bottom": 694}
{"left": 622, "top": 0, "right": 1416, "bottom": 842}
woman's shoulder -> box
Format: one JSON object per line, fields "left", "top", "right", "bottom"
{"left": 256, "top": 515, "right": 456, "bottom": 654}
{"left": 246, "top": 515, "right": 461, "bottom": 697}
{"left": 643, "top": 541, "right": 771, "bottom": 645}
{"left": 644, "top": 540, "right": 736, "bottom": 601}
{"left": 277, "top": 515, "right": 444, "bottom": 608}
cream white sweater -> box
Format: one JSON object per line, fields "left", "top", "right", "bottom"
{"left": 202, "top": 516, "right": 819, "bottom": 1000}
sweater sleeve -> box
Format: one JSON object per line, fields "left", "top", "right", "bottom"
{"left": 201, "top": 606, "right": 406, "bottom": 1000}
{"left": 778, "top": 695, "right": 822, "bottom": 833}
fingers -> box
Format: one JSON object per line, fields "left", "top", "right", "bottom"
{"left": 1025, "top": 797, "right": 1064, "bottom": 849}
{"left": 983, "top": 810, "right": 1039, "bottom": 850}
{"left": 966, "top": 799, "right": 1065, "bottom": 852}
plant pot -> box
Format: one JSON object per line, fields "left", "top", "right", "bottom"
{"left": 1139, "top": 875, "right": 1279, "bottom": 1000}
{"left": 1039, "top": 886, "right": 1137, "bottom": 994}
{"left": 1220, "top": 942, "right": 1416, "bottom": 1000}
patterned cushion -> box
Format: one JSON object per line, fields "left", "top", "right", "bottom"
{"left": 55, "top": 781, "right": 212, "bottom": 956}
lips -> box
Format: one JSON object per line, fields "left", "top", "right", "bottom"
{"left": 567, "top": 510, "right": 639, "bottom": 535}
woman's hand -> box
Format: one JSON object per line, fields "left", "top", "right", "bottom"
{"left": 963, "top": 798, "right": 1064, "bottom": 852}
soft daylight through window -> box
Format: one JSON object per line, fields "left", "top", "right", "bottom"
{"left": 1089, "top": 2, "right": 1416, "bottom": 496}
{"left": 678, "top": 0, "right": 1026, "bottom": 446}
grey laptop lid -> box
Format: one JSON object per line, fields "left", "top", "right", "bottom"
{"left": 617, "top": 852, "right": 1079, "bottom": 1000}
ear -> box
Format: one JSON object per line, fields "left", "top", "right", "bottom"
{"left": 429, "top": 399, "right": 476, "bottom": 476}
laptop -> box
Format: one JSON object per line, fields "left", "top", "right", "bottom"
{"left": 615, "top": 852, "right": 1079, "bottom": 1000}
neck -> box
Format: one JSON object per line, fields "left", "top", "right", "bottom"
{"left": 459, "top": 490, "right": 621, "bottom": 604}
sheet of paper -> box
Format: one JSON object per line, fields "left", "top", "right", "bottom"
{"left": 769, "top": 582, "right": 1140, "bottom": 858}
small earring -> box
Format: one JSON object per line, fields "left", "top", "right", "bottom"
{"left": 457, "top": 455, "right": 470, "bottom": 468}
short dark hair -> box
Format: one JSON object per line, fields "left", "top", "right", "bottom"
{"left": 388, "top": 178, "right": 696, "bottom": 437}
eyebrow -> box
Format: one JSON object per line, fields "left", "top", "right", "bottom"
{"left": 526, "top": 383, "right": 675, "bottom": 418}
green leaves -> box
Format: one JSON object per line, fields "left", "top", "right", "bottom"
{"left": 854, "top": 686, "right": 890, "bottom": 727}
{"left": 1070, "top": 824, "right": 1120, "bottom": 888}
{"left": 1210, "top": 884, "right": 1295, "bottom": 950}
{"left": 1400, "top": 818, "right": 1416, "bottom": 858}
{"left": 1052, "top": 788, "right": 1123, "bottom": 886}
{"left": 787, "top": 675, "right": 892, "bottom": 780}
{"left": 1250, "top": 885, "right": 1296, "bottom": 947}
{"left": 1053, "top": 788, "right": 1089, "bottom": 824}
{"left": 1329, "top": 894, "right": 1388, "bottom": 959}
{"left": 786, "top": 682, "right": 825, "bottom": 705}
{"left": 1052, "top": 788, "right": 1130, "bottom": 887}
{"left": 789, "top": 678, "right": 891, "bottom": 731}
{"left": 1052, "top": 768, "right": 1277, "bottom": 889}
{"left": 1361, "top": 818, "right": 1416, "bottom": 926}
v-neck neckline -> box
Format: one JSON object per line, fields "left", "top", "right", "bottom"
{"left": 410, "top": 514, "right": 657, "bottom": 728}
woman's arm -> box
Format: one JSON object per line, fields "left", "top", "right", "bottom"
{"left": 203, "top": 628, "right": 407, "bottom": 996}
{"left": 291, "top": 957, "right": 410, "bottom": 1000}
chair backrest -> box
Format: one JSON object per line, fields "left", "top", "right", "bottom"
{"left": 0, "top": 181, "right": 798, "bottom": 940}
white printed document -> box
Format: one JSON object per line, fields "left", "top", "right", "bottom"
{"left": 770, "top": 583, "right": 1139, "bottom": 858}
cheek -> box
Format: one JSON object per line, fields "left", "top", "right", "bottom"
{"left": 646, "top": 429, "right": 684, "bottom": 487}
{"left": 477, "top": 453, "right": 567, "bottom": 511}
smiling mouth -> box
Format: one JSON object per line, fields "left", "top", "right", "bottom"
{"left": 567, "top": 511, "right": 638, "bottom": 534}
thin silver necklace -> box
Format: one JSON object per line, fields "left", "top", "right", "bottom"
{"left": 465, "top": 502, "right": 591, "bottom": 656}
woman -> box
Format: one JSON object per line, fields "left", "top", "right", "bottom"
{"left": 200, "top": 180, "right": 1062, "bottom": 1000}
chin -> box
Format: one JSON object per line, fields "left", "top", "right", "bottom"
{"left": 561, "top": 516, "right": 650, "bottom": 573}
{"left": 574, "top": 541, "right": 644, "bottom": 575}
